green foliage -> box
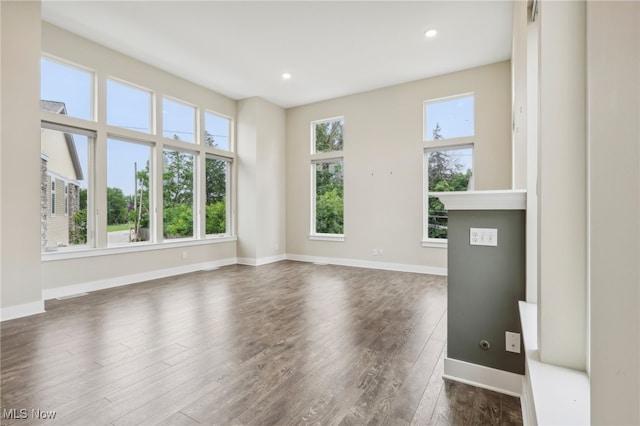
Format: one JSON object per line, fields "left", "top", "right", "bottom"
{"left": 163, "top": 204, "right": 193, "bottom": 238}
{"left": 316, "top": 188, "right": 344, "bottom": 234}
{"left": 315, "top": 161, "right": 344, "bottom": 234}
{"left": 427, "top": 138, "right": 472, "bottom": 238}
{"left": 315, "top": 120, "right": 344, "bottom": 153}
{"left": 206, "top": 200, "right": 226, "bottom": 234}
{"left": 79, "top": 188, "right": 87, "bottom": 210}
{"left": 107, "top": 187, "right": 128, "bottom": 225}
{"left": 70, "top": 209, "right": 87, "bottom": 244}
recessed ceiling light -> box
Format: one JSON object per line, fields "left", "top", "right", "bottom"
{"left": 425, "top": 29, "right": 438, "bottom": 38}
{"left": 282, "top": 73, "right": 292, "bottom": 80}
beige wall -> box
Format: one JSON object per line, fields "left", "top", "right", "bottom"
{"left": 0, "top": 1, "right": 43, "bottom": 313}
{"left": 286, "top": 61, "right": 512, "bottom": 270}
{"left": 236, "top": 97, "right": 286, "bottom": 262}
{"left": 588, "top": 2, "right": 640, "bottom": 424}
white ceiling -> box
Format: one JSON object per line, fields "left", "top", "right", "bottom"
{"left": 41, "top": 1, "right": 514, "bottom": 109}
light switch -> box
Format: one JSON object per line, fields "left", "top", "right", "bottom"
{"left": 470, "top": 228, "right": 498, "bottom": 246}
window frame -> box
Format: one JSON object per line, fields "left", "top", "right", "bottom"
{"left": 204, "top": 154, "right": 233, "bottom": 238}
{"left": 106, "top": 77, "right": 154, "bottom": 135}
{"left": 50, "top": 179, "right": 57, "bottom": 216}
{"left": 422, "top": 93, "right": 475, "bottom": 248}
{"left": 309, "top": 117, "right": 345, "bottom": 241}
{"left": 40, "top": 55, "right": 236, "bottom": 260}
{"left": 41, "top": 55, "right": 95, "bottom": 122}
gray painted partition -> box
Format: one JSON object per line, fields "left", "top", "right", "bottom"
{"left": 447, "top": 210, "right": 525, "bottom": 375}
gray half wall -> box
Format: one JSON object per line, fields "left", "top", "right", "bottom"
{"left": 447, "top": 209, "right": 526, "bottom": 375}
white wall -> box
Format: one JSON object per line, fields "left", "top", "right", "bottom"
{"left": 286, "top": 62, "right": 512, "bottom": 271}
{"left": 236, "top": 97, "right": 286, "bottom": 263}
{"left": 537, "top": 0, "right": 587, "bottom": 371}
{"left": 588, "top": 2, "right": 640, "bottom": 424}
{"left": 0, "top": 1, "right": 43, "bottom": 318}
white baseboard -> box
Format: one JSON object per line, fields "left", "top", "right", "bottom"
{"left": 286, "top": 254, "right": 447, "bottom": 276}
{"left": 0, "top": 300, "right": 45, "bottom": 322}
{"left": 42, "top": 257, "right": 238, "bottom": 300}
{"left": 443, "top": 357, "right": 522, "bottom": 397}
{"left": 237, "top": 254, "right": 286, "bottom": 266}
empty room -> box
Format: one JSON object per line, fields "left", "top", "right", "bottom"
{"left": 1, "top": 1, "right": 639, "bottom": 425}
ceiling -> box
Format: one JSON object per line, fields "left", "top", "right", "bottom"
{"left": 41, "top": 1, "right": 514, "bottom": 109}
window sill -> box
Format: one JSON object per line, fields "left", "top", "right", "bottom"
{"left": 41, "top": 236, "right": 237, "bottom": 261}
{"left": 421, "top": 239, "right": 448, "bottom": 248}
{"left": 309, "top": 234, "right": 345, "bottom": 242}
{"left": 519, "top": 301, "right": 590, "bottom": 426}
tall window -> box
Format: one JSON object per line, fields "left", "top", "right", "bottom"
{"left": 107, "top": 138, "right": 152, "bottom": 246}
{"left": 311, "top": 118, "right": 344, "bottom": 238}
{"left": 41, "top": 126, "right": 93, "bottom": 251}
{"left": 423, "top": 94, "right": 474, "bottom": 243}
{"left": 205, "top": 156, "right": 231, "bottom": 236}
{"left": 41, "top": 55, "right": 235, "bottom": 255}
{"left": 163, "top": 149, "right": 195, "bottom": 240}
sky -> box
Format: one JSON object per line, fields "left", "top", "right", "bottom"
{"left": 41, "top": 58, "right": 230, "bottom": 196}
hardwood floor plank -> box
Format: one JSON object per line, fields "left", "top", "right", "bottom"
{"left": 1, "top": 261, "right": 522, "bottom": 426}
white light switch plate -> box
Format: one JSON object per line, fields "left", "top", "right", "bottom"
{"left": 470, "top": 228, "right": 498, "bottom": 246}
{"left": 506, "top": 331, "right": 521, "bottom": 353}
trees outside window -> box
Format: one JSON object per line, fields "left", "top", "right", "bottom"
{"left": 311, "top": 118, "right": 344, "bottom": 237}
{"left": 423, "top": 94, "right": 474, "bottom": 241}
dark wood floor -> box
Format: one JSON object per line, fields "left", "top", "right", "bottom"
{"left": 1, "top": 261, "right": 522, "bottom": 425}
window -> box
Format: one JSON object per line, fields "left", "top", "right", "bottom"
{"left": 64, "top": 184, "right": 68, "bottom": 216}
{"left": 163, "top": 98, "right": 195, "bottom": 143}
{"left": 40, "top": 54, "right": 235, "bottom": 256}
{"left": 163, "top": 149, "right": 195, "bottom": 240}
{"left": 51, "top": 180, "right": 56, "bottom": 216}
{"left": 205, "top": 112, "right": 231, "bottom": 151}
{"left": 41, "top": 126, "right": 93, "bottom": 251}
{"left": 107, "top": 79, "right": 152, "bottom": 133}
{"left": 424, "top": 94, "right": 474, "bottom": 141}
{"left": 423, "top": 95, "right": 474, "bottom": 243}
{"left": 311, "top": 118, "right": 344, "bottom": 239}
{"left": 41, "top": 57, "right": 93, "bottom": 121}
{"left": 205, "top": 156, "right": 231, "bottom": 236}
{"left": 107, "top": 138, "right": 152, "bottom": 246}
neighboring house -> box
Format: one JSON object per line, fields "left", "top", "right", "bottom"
{"left": 40, "top": 100, "right": 83, "bottom": 250}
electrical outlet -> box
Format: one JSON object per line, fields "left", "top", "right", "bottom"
{"left": 470, "top": 228, "right": 498, "bottom": 246}
{"left": 182, "top": 251, "right": 188, "bottom": 260}
{"left": 373, "top": 249, "right": 378, "bottom": 256}
{"left": 379, "top": 248, "right": 384, "bottom": 256}
{"left": 506, "top": 331, "right": 521, "bottom": 353}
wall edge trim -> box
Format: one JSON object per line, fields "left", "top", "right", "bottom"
{"left": 443, "top": 357, "right": 522, "bottom": 397}
{"left": 286, "top": 254, "right": 447, "bottom": 276}
{"left": 42, "top": 257, "right": 238, "bottom": 301}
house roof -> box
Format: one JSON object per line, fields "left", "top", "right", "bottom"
{"left": 41, "top": 100, "right": 84, "bottom": 181}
